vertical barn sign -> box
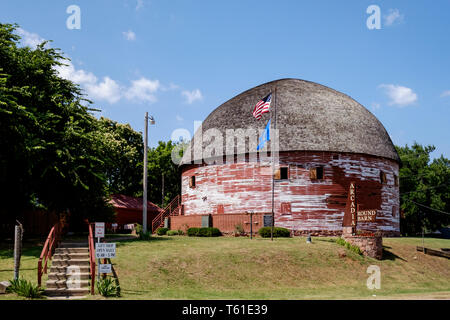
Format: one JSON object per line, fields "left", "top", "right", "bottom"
{"left": 343, "top": 182, "right": 357, "bottom": 234}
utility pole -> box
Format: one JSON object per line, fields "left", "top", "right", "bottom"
{"left": 143, "top": 112, "right": 149, "bottom": 233}
{"left": 162, "top": 173, "right": 165, "bottom": 207}
{"left": 143, "top": 112, "right": 155, "bottom": 234}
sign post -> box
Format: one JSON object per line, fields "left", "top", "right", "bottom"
{"left": 95, "top": 222, "right": 104, "bottom": 281}
{"left": 95, "top": 223, "right": 116, "bottom": 279}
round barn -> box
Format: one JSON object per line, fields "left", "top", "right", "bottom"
{"left": 172, "top": 79, "right": 400, "bottom": 236}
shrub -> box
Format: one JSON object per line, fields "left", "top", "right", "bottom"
{"left": 97, "top": 277, "right": 120, "bottom": 297}
{"left": 167, "top": 230, "right": 183, "bottom": 236}
{"left": 258, "top": 227, "right": 291, "bottom": 238}
{"left": 7, "top": 278, "right": 44, "bottom": 299}
{"left": 187, "top": 227, "right": 221, "bottom": 237}
{"left": 139, "top": 231, "right": 152, "bottom": 240}
{"left": 234, "top": 223, "right": 245, "bottom": 235}
{"left": 135, "top": 224, "right": 143, "bottom": 235}
{"left": 156, "top": 227, "right": 169, "bottom": 236}
{"left": 335, "top": 237, "right": 363, "bottom": 255}
{"left": 335, "top": 237, "right": 346, "bottom": 246}
{"left": 187, "top": 227, "right": 200, "bottom": 237}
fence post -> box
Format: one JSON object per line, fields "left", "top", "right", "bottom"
{"left": 13, "top": 221, "right": 23, "bottom": 280}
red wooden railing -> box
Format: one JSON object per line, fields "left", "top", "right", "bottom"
{"left": 151, "top": 195, "right": 181, "bottom": 232}
{"left": 37, "top": 222, "right": 61, "bottom": 287}
{"left": 88, "top": 223, "right": 96, "bottom": 295}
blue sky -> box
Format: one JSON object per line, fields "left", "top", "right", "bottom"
{"left": 1, "top": 0, "right": 449, "bottom": 158}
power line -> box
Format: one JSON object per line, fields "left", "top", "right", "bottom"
{"left": 400, "top": 182, "right": 450, "bottom": 195}
{"left": 402, "top": 198, "right": 450, "bottom": 216}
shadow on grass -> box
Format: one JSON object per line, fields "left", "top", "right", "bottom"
{"left": 120, "top": 289, "right": 153, "bottom": 295}
{"left": 382, "top": 248, "right": 407, "bottom": 262}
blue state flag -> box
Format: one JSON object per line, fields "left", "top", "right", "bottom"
{"left": 257, "top": 119, "right": 271, "bottom": 151}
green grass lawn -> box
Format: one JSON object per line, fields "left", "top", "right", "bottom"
{"left": 1, "top": 236, "right": 449, "bottom": 300}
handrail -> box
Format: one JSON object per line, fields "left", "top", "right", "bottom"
{"left": 37, "top": 222, "right": 61, "bottom": 287}
{"left": 88, "top": 223, "right": 96, "bottom": 295}
{"left": 151, "top": 195, "right": 181, "bottom": 232}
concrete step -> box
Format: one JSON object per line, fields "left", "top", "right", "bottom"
{"left": 44, "top": 288, "right": 90, "bottom": 297}
{"left": 48, "top": 272, "right": 90, "bottom": 281}
{"left": 53, "top": 253, "right": 90, "bottom": 260}
{"left": 46, "top": 279, "right": 90, "bottom": 289}
{"left": 50, "top": 265, "right": 90, "bottom": 274}
{"left": 55, "top": 247, "right": 89, "bottom": 254}
{"left": 51, "top": 259, "right": 90, "bottom": 267}
{"left": 59, "top": 242, "right": 88, "bottom": 248}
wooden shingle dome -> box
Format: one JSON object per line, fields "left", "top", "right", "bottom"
{"left": 181, "top": 78, "right": 399, "bottom": 165}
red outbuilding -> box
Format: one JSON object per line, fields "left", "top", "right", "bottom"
{"left": 109, "top": 194, "right": 163, "bottom": 231}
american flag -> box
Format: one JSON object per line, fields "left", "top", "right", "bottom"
{"left": 252, "top": 93, "right": 272, "bottom": 120}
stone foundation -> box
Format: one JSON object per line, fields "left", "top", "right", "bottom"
{"left": 342, "top": 232, "right": 383, "bottom": 260}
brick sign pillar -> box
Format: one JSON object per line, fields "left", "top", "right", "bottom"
{"left": 342, "top": 182, "right": 383, "bottom": 260}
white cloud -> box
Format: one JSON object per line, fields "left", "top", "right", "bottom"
{"left": 20, "top": 27, "right": 162, "bottom": 105}
{"left": 122, "top": 30, "right": 136, "bottom": 41}
{"left": 55, "top": 61, "right": 161, "bottom": 104}
{"left": 16, "top": 28, "right": 48, "bottom": 49}
{"left": 384, "top": 9, "right": 404, "bottom": 26}
{"left": 440, "top": 90, "right": 450, "bottom": 98}
{"left": 176, "top": 114, "right": 184, "bottom": 122}
{"left": 182, "top": 89, "right": 203, "bottom": 104}
{"left": 55, "top": 60, "right": 97, "bottom": 86}
{"left": 85, "top": 77, "right": 122, "bottom": 104}
{"left": 125, "top": 77, "right": 160, "bottom": 103}
{"left": 379, "top": 84, "right": 418, "bottom": 107}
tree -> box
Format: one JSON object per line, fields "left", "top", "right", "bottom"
{"left": 146, "top": 140, "right": 183, "bottom": 207}
{"left": 0, "top": 23, "right": 114, "bottom": 227}
{"left": 96, "top": 117, "right": 144, "bottom": 196}
{"left": 397, "top": 143, "right": 450, "bottom": 235}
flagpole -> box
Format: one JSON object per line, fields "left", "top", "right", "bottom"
{"left": 271, "top": 87, "right": 277, "bottom": 241}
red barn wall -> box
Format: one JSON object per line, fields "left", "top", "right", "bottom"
{"left": 180, "top": 151, "right": 400, "bottom": 236}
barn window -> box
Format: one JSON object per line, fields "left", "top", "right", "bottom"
{"left": 310, "top": 166, "right": 324, "bottom": 180}
{"left": 380, "top": 170, "right": 387, "bottom": 184}
{"left": 280, "top": 167, "right": 289, "bottom": 180}
{"left": 189, "top": 176, "right": 196, "bottom": 188}
{"left": 332, "top": 155, "right": 339, "bottom": 160}
{"left": 274, "top": 167, "right": 289, "bottom": 180}
{"left": 392, "top": 206, "right": 398, "bottom": 218}
{"left": 394, "top": 174, "right": 399, "bottom": 186}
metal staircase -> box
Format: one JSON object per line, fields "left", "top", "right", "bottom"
{"left": 151, "top": 195, "right": 181, "bottom": 232}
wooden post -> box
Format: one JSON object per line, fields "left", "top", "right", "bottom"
{"left": 13, "top": 221, "right": 23, "bottom": 280}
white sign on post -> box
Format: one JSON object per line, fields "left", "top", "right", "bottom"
{"left": 95, "top": 222, "right": 105, "bottom": 238}
{"left": 95, "top": 243, "right": 116, "bottom": 259}
{"left": 99, "top": 264, "right": 112, "bottom": 274}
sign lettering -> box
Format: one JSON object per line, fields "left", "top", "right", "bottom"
{"left": 95, "top": 243, "right": 116, "bottom": 259}
{"left": 99, "top": 264, "right": 112, "bottom": 274}
{"left": 95, "top": 222, "right": 105, "bottom": 238}
{"left": 357, "top": 209, "right": 377, "bottom": 222}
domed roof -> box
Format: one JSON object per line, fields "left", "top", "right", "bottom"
{"left": 180, "top": 78, "right": 399, "bottom": 165}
